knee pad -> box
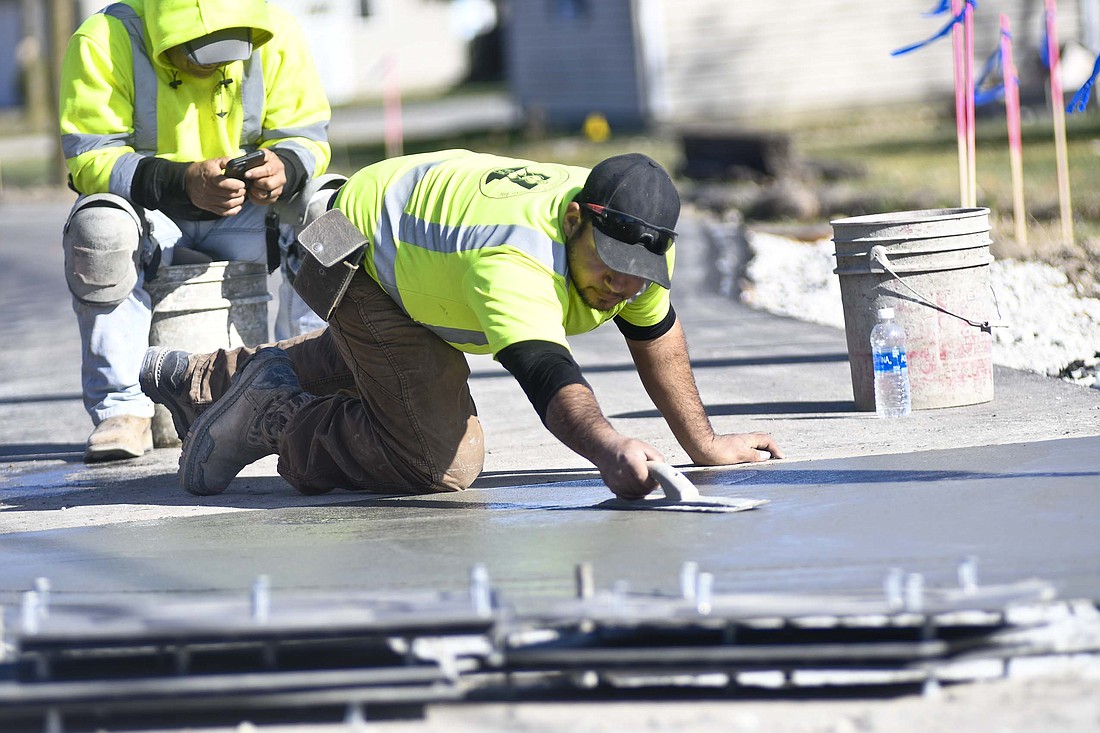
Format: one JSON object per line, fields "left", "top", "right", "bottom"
{"left": 63, "top": 195, "right": 144, "bottom": 305}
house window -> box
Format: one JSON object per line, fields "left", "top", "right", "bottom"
{"left": 552, "top": 0, "right": 587, "bottom": 20}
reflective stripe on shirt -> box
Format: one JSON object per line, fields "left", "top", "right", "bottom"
{"left": 368, "top": 160, "right": 569, "bottom": 348}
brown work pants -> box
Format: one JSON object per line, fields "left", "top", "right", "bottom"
{"left": 188, "top": 271, "right": 484, "bottom": 495}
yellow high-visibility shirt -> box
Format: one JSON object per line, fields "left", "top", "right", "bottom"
{"left": 334, "top": 150, "right": 675, "bottom": 357}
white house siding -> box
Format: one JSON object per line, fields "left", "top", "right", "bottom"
{"left": 74, "top": 0, "right": 472, "bottom": 105}
{"left": 271, "top": 0, "right": 472, "bottom": 104}
{"left": 657, "top": 0, "right": 1083, "bottom": 124}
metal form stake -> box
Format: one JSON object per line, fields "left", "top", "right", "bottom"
{"left": 905, "top": 573, "right": 925, "bottom": 614}
{"left": 696, "top": 573, "right": 714, "bottom": 615}
{"left": 680, "top": 562, "right": 699, "bottom": 603}
{"left": 344, "top": 701, "right": 367, "bottom": 730}
{"left": 884, "top": 568, "right": 904, "bottom": 610}
{"left": 45, "top": 706, "right": 63, "bottom": 733}
{"left": 21, "top": 591, "right": 40, "bottom": 635}
{"left": 251, "top": 575, "right": 271, "bottom": 623}
{"left": 34, "top": 577, "right": 51, "bottom": 616}
{"left": 470, "top": 564, "right": 492, "bottom": 618}
{"left": 958, "top": 556, "right": 979, "bottom": 594}
{"left": 574, "top": 562, "right": 594, "bottom": 600}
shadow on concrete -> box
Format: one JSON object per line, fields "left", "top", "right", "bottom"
{"left": 0, "top": 443, "right": 85, "bottom": 462}
{"left": 469, "top": 353, "right": 850, "bottom": 380}
{"left": 472, "top": 467, "right": 598, "bottom": 488}
{"left": 612, "top": 400, "right": 855, "bottom": 418}
{"left": 0, "top": 392, "right": 82, "bottom": 405}
{"left": 0, "top": 470, "right": 332, "bottom": 514}
{"left": 735, "top": 467, "right": 1100, "bottom": 486}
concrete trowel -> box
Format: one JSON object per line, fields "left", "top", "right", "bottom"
{"left": 595, "top": 461, "right": 769, "bottom": 513}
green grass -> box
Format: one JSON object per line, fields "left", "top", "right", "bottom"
{"left": 785, "top": 102, "right": 1100, "bottom": 255}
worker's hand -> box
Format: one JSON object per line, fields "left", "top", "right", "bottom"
{"left": 241, "top": 148, "right": 287, "bottom": 206}
{"left": 186, "top": 158, "right": 248, "bottom": 216}
{"left": 595, "top": 437, "right": 665, "bottom": 500}
{"left": 690, "top": 432, "right": 785, "bottom": 465}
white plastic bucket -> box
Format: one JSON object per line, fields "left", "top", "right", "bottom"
{"left": 831, "top": 208, "right": 995, "bottom": 411}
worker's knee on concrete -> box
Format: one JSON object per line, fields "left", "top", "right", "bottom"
{"left": 63, "top": 201, "right": 142, "bottom": 305}
{"left": 434, "top": 418, "right": 485, "bottom": 492}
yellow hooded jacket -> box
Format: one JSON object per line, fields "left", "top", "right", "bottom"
{"left": 59, "top": 0, "right": 331, "bottom": 210}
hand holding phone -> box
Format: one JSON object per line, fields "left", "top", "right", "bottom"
{"left": 224, "top": 150, "right": 265, "bottom": 181}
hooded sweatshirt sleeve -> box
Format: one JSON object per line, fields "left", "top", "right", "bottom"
{"left": 59, "top": 11, "right": 141, "bottom": 196}
{"left": 256, "top": 6, "right": 332, "bottom": 188}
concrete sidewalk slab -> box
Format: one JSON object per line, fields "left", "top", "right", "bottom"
{"left": 2, "top": 196, "right": 1098, "bottom": 603}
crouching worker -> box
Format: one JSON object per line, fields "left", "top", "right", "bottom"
{"left": 141, "top": 150, "right": 783, "bottom": 500}
{"left": 59, "top": 0, "right": 335, "bottom": 462}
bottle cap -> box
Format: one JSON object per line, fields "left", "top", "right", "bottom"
{"left": 877, "top": 307, "right": 894, "bottom": 320}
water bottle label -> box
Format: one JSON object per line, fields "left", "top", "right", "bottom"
{"left": 873, "top": 348, "right": 908, "bottom": 373}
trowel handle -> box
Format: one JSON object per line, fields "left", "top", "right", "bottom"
{"left": 645, "top": 461, "right": 701, "bottom": 502}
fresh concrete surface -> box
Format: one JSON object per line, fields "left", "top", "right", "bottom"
{"left": 1, "top": 193, "right": 1099, "bottom": 731}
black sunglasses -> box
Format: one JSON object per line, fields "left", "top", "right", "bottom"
{"left": 581, "top": 203, "right": 677, "bottom": 255}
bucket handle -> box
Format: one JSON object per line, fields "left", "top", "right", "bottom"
{"left": 869, "top": 245, "right": 1007, "bottom": 332}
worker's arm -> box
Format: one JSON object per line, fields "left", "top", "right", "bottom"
{"left": 544, "top": 383, "right": 664, "bottom": 500}
{"left": 497, "top": 340, "right": 662, "bottom": 499}
{"left": 625, "top": 318, "right": 784, "bottom": 465}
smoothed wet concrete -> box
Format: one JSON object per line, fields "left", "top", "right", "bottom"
{"left": 3, "top": 437, "right": 1097, "bottom": 611}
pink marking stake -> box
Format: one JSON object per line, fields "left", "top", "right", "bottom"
{"left": 964, "top": 0, "right": 977, "bottom": 206}
{"left": 951, "top": 0, "right": 969, "bottom": 207}
{"left": 1045, "top": 0, "right": 1074, "bottom": 245}
{"left": 1000, "top": 14, "right": 1027, "bottom": 245}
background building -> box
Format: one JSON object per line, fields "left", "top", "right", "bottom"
{"left": 504, "top": 0, "right": 1100, "bottom": 129}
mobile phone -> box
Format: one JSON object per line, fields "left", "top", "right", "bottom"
{"left": 224, "top": 150, "right": 265, "bottom": 180}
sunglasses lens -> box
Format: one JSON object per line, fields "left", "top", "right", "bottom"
{"left": 606, "top": 211, "right": 645, "bottom": 243}
{"left": 587, "top": 204, "right": 675, "bottom": 255}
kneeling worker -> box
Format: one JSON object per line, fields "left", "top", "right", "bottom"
{"left": 141, "top": 150, "right": 783, "bottom": 499}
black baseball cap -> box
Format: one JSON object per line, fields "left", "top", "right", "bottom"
{"left": 576, "top": 153, "right": 680, "bottom": 289}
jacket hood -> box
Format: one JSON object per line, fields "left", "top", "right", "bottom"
{"left": 144, "top": 0, "right": 275, "bottom": 66}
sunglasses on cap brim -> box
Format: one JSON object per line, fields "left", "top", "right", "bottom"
{"left": 581, "top": 203, "right": 677, "bottom": 255}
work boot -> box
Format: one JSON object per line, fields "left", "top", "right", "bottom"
{"left": 140, "top": 347, "right": 198, "bottom": 440}
{"left": 84, "top": 415, "right": 153, "bottom": 463}
{"left": 179, "top": 347, "right": 309, "bottom": 496}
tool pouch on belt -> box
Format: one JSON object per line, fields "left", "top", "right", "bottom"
{"left": 291, "top": 209, "right": 369, "bottom": 322}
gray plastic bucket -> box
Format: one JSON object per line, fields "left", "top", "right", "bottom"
{"left": 145, "top": 261, "right": 271, "bottom": 447}
{"left": 831, "top": 208, "right": 995, "bottom": 411}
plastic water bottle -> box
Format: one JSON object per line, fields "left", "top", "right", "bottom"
{"left": 871, "top": 307, "right": 911, "bottom": 418}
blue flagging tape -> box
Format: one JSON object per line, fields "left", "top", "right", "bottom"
{"left": 892, "top": 0, "right": 977, "bottom": 57}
